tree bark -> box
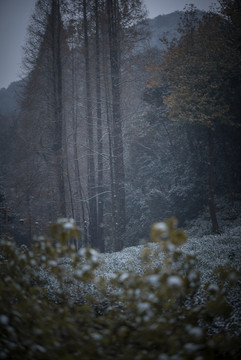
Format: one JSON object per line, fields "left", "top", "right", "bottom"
{"left": 70, "top": 39, "right": 88, "bottom": 246}
{"left": 95, "top": 0, "right": 105, "bottom": 252}
{"left": 83, "top": 0, "right": 98, "bottom": 247}
{"left": 104, "top": 68, "right": 117, "bottom": 250}
{"left": 107, "top": 0, "right": 126, "bottom": 251}
{"left": 51, "top": 0, "right": 66, "bottom": 217}
{"left": 207, "top": 128, "right": 219, "bottom": 233}
{"left": 222, "top": 135, "right": 234, "bottom": 205}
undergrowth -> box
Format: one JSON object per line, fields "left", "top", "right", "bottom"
{"left": 0, "top": 218, "right": 240, "bottom": 359}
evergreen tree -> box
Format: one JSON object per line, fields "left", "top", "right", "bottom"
{"left": 158, "top": 5, "right": 241, "bottom": 233}
{"left": 18, "top": 0, "right": 68, "bottom": 230}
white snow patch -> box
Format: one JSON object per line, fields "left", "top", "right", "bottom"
{"left": 166, "top": 275, "right": 183, "bottom": 288}
{"left": 63, "top": 222, "right": 75, "bottom": 230}
{"left": 147, "top": 274, "right": 160, "bottom": 287}
{"left": 0, "top": 315, "right": 9, "bottom": 325}
{"left": 138, "top": 302, "right": 151, "bottom": 313}
{"left": 187, "top": 325, "right": 203, "bottom": 338}
{"left": 119, "top": 272, "right": 129, "bottom": 282}
{"left": 153, "top": 222, "right": 168, "bottom": 232}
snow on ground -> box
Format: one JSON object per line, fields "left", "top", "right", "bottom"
{"left": 96, "top": 226, "right": 241, "bottom": 292}
{"left": 39, "top": 198, "right": 241, "bottom": 298}
{"left": 36, "top": 197, "right": 241, "bottom": 332}
{"left": 91, "top": 204, "right": 241, "bottom": 333}
{"left": 183, "top": 196, "right": 241, "bottom": 280}
{"left": 99, "top": 198, "right": 241, "bottom": 282}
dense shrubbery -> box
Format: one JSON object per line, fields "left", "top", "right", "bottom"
{"left": 0, "top": 218, "right": 240, "bottom": 359}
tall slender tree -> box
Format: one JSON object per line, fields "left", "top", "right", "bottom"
{"left": 105, "top": 0, "right": 146, "bottom": 249}
{"left": 107, "top": 0, "right": 126, "bottom": 250}
{"left": 83, "top": 0, "right": 98, "bottom": 247}
{"left": 95, "top": 0, "right": 105, "bottom": 251}
{"left": 20, "top": 0, "right": 67, "bottom": 223}
{"left": 50, "top": 0, "right": 66, "bottom": 217}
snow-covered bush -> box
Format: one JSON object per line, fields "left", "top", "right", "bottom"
{"left": 0, "top": 218, "right": 240, "bottom": 359}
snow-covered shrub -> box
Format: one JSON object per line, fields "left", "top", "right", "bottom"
{"left": 0, "top": 218, "right": 240, "bottom": 359}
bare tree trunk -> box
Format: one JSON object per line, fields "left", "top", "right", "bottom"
{"left": 26, "top": 189, "right": 32, "bottom": 245}
{"left": 107, "top": 0, "right": 126, "bottom": 251}
{"left": 95, "top": 0, "right": 105, "bottom": 252}
{"left": 70, "top": 41, "right": 88, "bottom": 246}
{"left": 104, "top": 70, "right": 117, "bottom": 249}
{"left": 222, "top": 137, "right": 234, "bottom": 205}
{"left": 83, "top": 0, "right": 98, "bottom": 247}
{"left": 51, "top": 0, "right": 66, "bottom": 217}
{"left": 207, "top": 129, "right": 219, "bottom": 233}
{"left": 63, "top": 104, "right": 74, "bottom": 219}
{"left": 65, "top": 147, "right": 75, "bottom": 219}
{"left": 102, "top": 28, "right": 117, "bottom": 249}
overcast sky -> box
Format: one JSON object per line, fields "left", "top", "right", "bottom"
{"left": 0, "top": 0, "right": 217, "bottom": 89}
{"left": 144, "top": 0, "right": 217, "bottom": 17}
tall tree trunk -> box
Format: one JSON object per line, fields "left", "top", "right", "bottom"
{"left": 104, "top": 69, "right": 117, "bottom": 250}
{"left": 65, "top": 140, "right": 75, "bottom": 219}
{"left": 207, "top": 128, "right": 219, "bottom": 233}
{"left": 222, "top": 136, "right": 234, "bottom": 205}
{"left": 102, "top": 32, "right": 117, "bottom": 249}
{"left": 52, "top": 0, "right": 66, "bottom": 217}
{"left": 95, "top": 0, "right": 105, "bottom": 252}
{"left": 83, "top": 0, "right": 98, "bottom": 247}
{"left": 70, "top": 41, "right": 88, "bottom": 246}
{"left": 63, "top": 100, "right": 74, "bottom": 219}
{"left": 107, "top": 0, "right": 126, "bottom": 251}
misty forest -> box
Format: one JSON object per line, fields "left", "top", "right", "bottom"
{"left": 0, "top": 0, "right": 241, "bottom": 359}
